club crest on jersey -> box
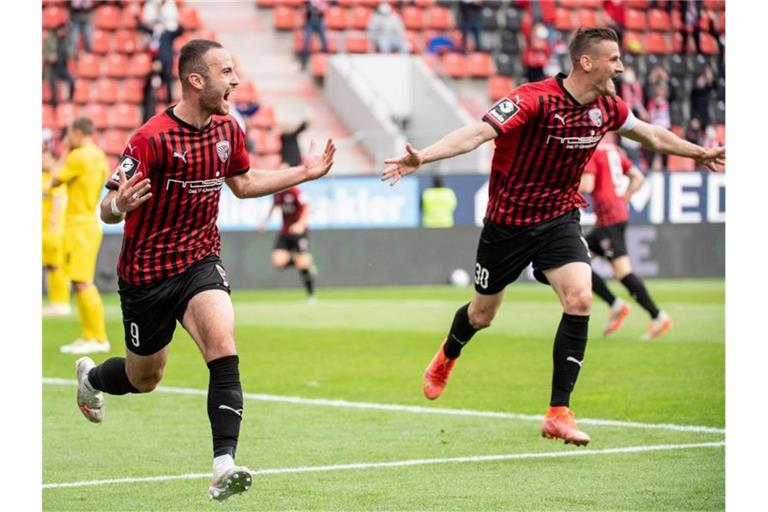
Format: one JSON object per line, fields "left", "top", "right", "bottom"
{"left": 216, "top": 140, "right": 230, "bottom": 162}
{"left": 588, "top": 108, "right": 603, "bottom": 127}
{"left": 488, "top": 99, "right": 520, "bottom": 125}
{"left": 111, "top": 155, "right": 140, "bottom": 182}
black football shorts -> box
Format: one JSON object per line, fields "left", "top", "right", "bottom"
{"left": 474, "top": 209, "right": 591, "bottom": 294}
{"left": 117, "top": 255, "right": 231, "bottom": 355}
{"left": 585, "top": 222, "right": 628, "bottom": 261}
{"left": 274, "top": 232, "right": 310, "bottom": 253}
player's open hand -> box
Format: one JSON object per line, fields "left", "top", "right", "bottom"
{"left": 695, "top": 146, "right": 725, "bottom": 172}
{"left": 381, "top": 143, "right": 423, "bottom": 186}
{"left": 303, "top": 139, "right": 336, "bottom": 180}
{"left": 115, "top": 167, "right": 152, "bottom": 214}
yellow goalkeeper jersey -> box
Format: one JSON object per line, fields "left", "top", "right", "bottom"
{"left": 55, "top": 141, "right": 109, "bottom": 223}
{"left": 42, "top": 169, "right": 67, "bottom": 233}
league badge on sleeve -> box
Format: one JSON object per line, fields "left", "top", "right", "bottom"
{"left": 487, "top": 98, "right": 521, "bottom": 125}
{"left": 111, "top": 155, "right": 140, "bottom": 182}
{"left": 216, "top": 140, "right": 230, "bottom": 163}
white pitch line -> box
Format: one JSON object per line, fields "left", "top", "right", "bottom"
{"left": 43, "top": 378, "right": 725, "bottom": 434}
{"left": 43, "top": 441, "right": 725, "bottom": 490}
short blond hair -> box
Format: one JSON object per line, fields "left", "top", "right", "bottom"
{"left": 569, "top": 28, "right": 619, "bottom": 66}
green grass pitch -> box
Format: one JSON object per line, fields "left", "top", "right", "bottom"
{"left": 43, "top": 279, "right": 724, "bottom": 511}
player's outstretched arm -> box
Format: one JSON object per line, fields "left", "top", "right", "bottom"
{"left": 100, "top": 167, "right": 153, "bottom": 223}
{"left": 381, "top": 122, "right": 497, "bottom": 186}
{"left": 227, "top": 139, "right": 335, "bottom": 199}
{"left": 622, "top": 120, "right": 725, "bottom": 172}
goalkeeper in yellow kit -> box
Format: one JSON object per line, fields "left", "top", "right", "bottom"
{"left": 51, "top": 117, "right": 111, "bottom": 354}
{"left": 42, "top": 148, "right": 71, "bottom": 316}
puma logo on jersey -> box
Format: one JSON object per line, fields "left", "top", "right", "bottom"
{"left": 126, "top": 143, "right": 136, "bottom": 154}
{"left": 554, "top": 113, "right": 568, "bottom": 126}
{"left": 173, "top": 151, "right": 187, "bottom": 164}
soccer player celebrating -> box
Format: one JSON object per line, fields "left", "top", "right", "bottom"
{"left": 579, "top": 133, "right": 671, "bottom": 339}
{"left": 51, "top": 118, "right": 111, "bottom": 354}
{"left": 42, "top": 148, "right": 71, "bottom": 316}
{"left": 258, "top": 186, "right": 318, "bottom": 302}
{"left": 73, "top": 39, "right": 335, "bottom": 501}
{"left": 382, "top": 28, "right": 724, "bottom": 446}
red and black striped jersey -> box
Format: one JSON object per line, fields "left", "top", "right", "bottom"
{"left": 482, "top": 73, "right": 634, "bottom": 226}
{"left": 273, "top": 187, "right": 307, "bottom": 234}
{"left": 107, "top": 107, "right": 250, "bottom": 285}
{"left": 583, "top": 142, "right": 633, "bottom": 227}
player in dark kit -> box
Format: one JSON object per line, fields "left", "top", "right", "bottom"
{"left": 383, "top": 28, "right": 724, "bottom": 446}
{"left": 258, "top": 186, "right": 317, "bottom": 301}
{"left": 73, "top": 39, "right": 335, "bottom": 501}
{"left": 580, "top": 132, "right": 671, "bottom": 340}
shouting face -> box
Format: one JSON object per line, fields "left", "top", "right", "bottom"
{"left": 198, "top": 48, "right": 240, "bottom": 116}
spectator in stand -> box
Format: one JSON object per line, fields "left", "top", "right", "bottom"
{"left": 141, "top": 59, "right": 165, "bottom": 123}
{"left": 684, "top": 117, "right": 705, "bottom": 147}
{"left": 300, "top": 0, "right": 329, "bottom": 70}
{"left": 644, "top": 64, "right": 674, "bottom": 104}
{"left": 367, "top": 3, "right": 408, "bottom": 54}
{"left": 68, "top": 0, "right": 95, "bottom": 56}
{"left": 601, "top": 0, "right": 625, "bottom": 42}
{"left": 522, "top": 24, "right": 551, "bottom": 83}
{"left": 458, "top": 0, "right": 484, "bottom": 53}
{"left": 142, "top": 0, "right": 180, "bottom": 30}
{"left": 619, "top": 66, "right": 648, "bottom": 121}
{"left": 703, "top": 125, "right": 722, "bottom": 150}
{"left": 280, "top": 115, "right": 311, "bottom": 167}
{"left": 645, "top": 85, "right": 672, "bottom": 170}
{"left": 135, "top": 11, "right": 184, "bottom": 106}
{"left": 690, "top": 65, "right": 716, "bottom": 127}
{"left": 44, "top": 23, "right": 76, "bottom": 107}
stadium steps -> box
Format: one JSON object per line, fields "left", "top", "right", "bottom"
{"left": 193, "top": 1, "right": 374, "bottom": 174}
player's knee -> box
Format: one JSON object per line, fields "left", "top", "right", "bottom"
{"left": 564, "top": 288, "right": 592, "bottom": 315}
{"left": 468, "top": 308, "right": 494, "bottom": 330}
{"left": 129, "top": 368, "right": 164, "bottom": 393}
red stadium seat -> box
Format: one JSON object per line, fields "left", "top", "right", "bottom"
{"left": 623, "top": 31, "right": 645, "bottom": 54}
{"left": 646, "top": 32, "right": 671, "bottom": 54}
{"left": 94, "top": 78, "right": 119, "bottom": 104}
{"left": 115, "top": 30, "right": 138, "bottom": 54}
{"left": 401, "top": 6, "right": 425, "bottom": 31}
{"left": 625, "top": 9, "right": 647, "bottom": 31}
{"left": 716, "top": 124, "right": 725, "bottom": 143}
{"left": 258, "top": 154, "right": 283, "bottom": 170}
{"left": 700, "top": 32, "right": 720, "bottom": 55}
{"left": 76, "top": 54, "right": 102, "bottom": 79}
{"left": 55, "top": 103, "right": 79, "bottom": 129}
{"left": 42, "top": 81, "right": 52, "bottom": 104}
{"left": 575, "top": 9, "right": 599, "bottom": 28}
{"left": 273, "top": 5, "right": 299, "bottom": 30}
{"left": 488, "top": 75, "right": 514, "bottom": 101}
{"left": 120, "top": 6, "right": 138, "bottom": 29}
{"left": 42, "top": 6, "right": 67, "bottom": 30}
{"left": 90, "top": 29, "right": 112, "bottom": 54}
{"left": 667, "top": 155, "right": 695, "bottom": 172}
{"left": 414, "top": 0, "right": 436, "bottom": 6}
{"left": 466, "top": 52, "right": 494, "bottom": 78}
{"left": 103, "top": 130, "right": 129, "bottom": 155}
{"left": 84, "top": 104, "right": 110, "bottom": 129}
{"left": 349, "top": 6, "right": 373, "bottom": 30}
{"left": 112, "top": 104, "right": 142, "bottom": 130}
{"left": 128, "top": 53, "right": 152, "bottom": 77}
{"left": 255, "top": 0, "right": 278, "bottom": 7}
{"left": 406, "top": 31, "right": 422, "bottom": 54}
{"left": 624, "top": 0, "right": 650, "bottom": 8}
{"left": 279, "top": 0, "right": 304, "bottom": 7}
{"left": 427, "top": 6, "right": 453, "bottom": 31}
{"left": 93, "top": 5, "right": 122, "bottom": 31}
{"left": 671, "top": 9, "right": 683, "bottom": 30}
{"left": 345, "top": 31, "right": 370, "bottom": 53}
{"left": 310, "top": 53, "right": 328, "bottom": 78}
{"left": 105, "top": 53, "right": 129, "bottom": 78}
{"left": 647, "top": 9, "right": 671, "bottom": 31}
{"left": 703, "top": 0, "right": 725, "bottom": 10}
{"left": 554, "top": 8, "right": 575, "bottom": 32}
{"left": 179, "top": 6, "right": 201, "bottom": 30}
{"left": 120, "top": 79, "right": 145, "bottom": 104}
{"left": 43, "top": 104, "right": 55, "bottom": 129}
{"left": 235, "top": 80, "right": 260, "bottom": 104}
{"left": 441, "top": 53, "right": 467, "bottom": 79}
{"left": 72, "top": 80, "right": 93, "bottom": 105}
{"left": 324, "top": 5, "right": 348, "bottom": 30}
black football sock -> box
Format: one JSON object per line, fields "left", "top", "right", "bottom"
{"left": 443, "top": 303, "right": 479, "bottom": 359}
{"left": 550, "top": 313, "right": 589, "bottom": 407}
{"left": 591, "top": 271, "right": 617, "bottom": 306}
{"left": 207, "top": 355, "right": 243, "bottom": 459}
{"left": 87, "top": 357, "right": 140, "bottom": 395}
{"left": 299, "top": 268, "right": 315, "bottom": 296}
{"left": 620, "top": 273, "right": 660, "bottom": 319}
